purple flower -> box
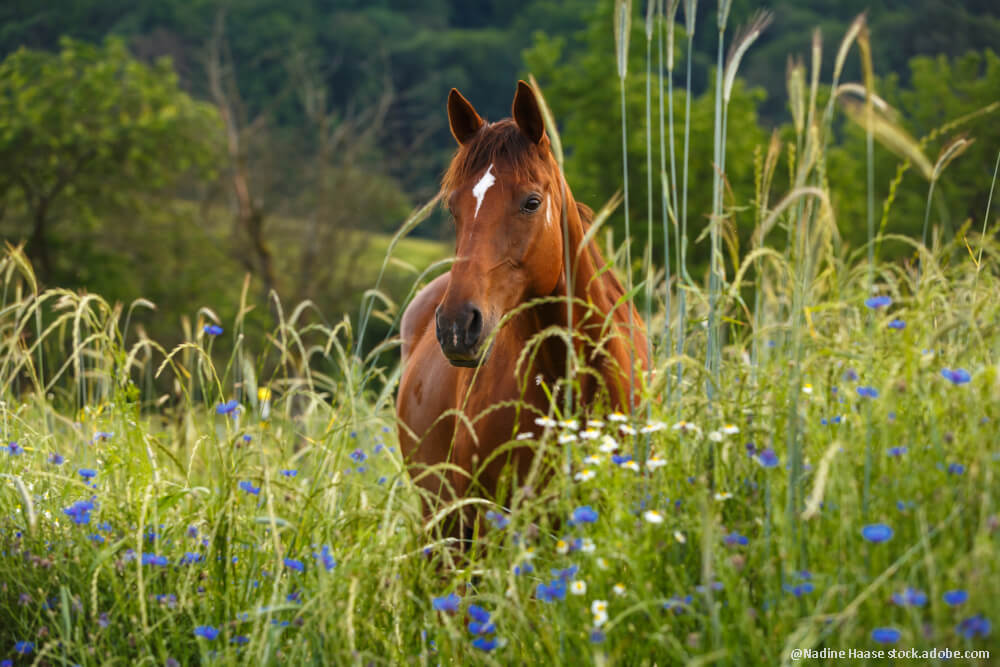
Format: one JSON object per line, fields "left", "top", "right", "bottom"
{"left": 48, "top": 452, "right": 65, "bottom": 465}
{"left": 283, "top": 558, "right": 304, "bottom": 572}
{"left": 485, "top": 510, "right": 509, "bottom": 530}
{"left": 216, "top": 400, "right": 239, "bottom": 415}
{"left": 589, "top": 629, "right": 606, "bottom": 643}
{"left": 6, "top": 441, "right": 22, "bottom": 455}
{"left": 431, "top": 593, "right": 460, "bottom": 613}
{"left": 956, "top": 614, "right": 991, "bottom": 639}
{"left": 180, "top": 552, "right": 203, "bottom": 565}
{"left": 141, "top": 553, "right": 168, "bottom": 567}
{"left": 513, "top": 562, "right": 534, "bottom": 575}
{"left": 349, "top": 448, "right": 367, "bottom": 463}
{"left": 314, "top": 545, "right": 337, "bottom": 571}
{"left": 887, "top": 446, "right": 907, "bottom": 457}
{"left": 756, "top": 448, "right": 779, "bottom": 468}
{"left": 888, "top": 318, "right": 905, "bottom": 330}
{"left": 844, "top": 368, "right": 859, "bottom": 382}
{"left": 231, "top": 635, "right": 249, "bottom": 645}
{"left": 943, "top": 590, "right": 968, "bottom": 606}
{"left": 871, "top": 627, "right": 900, "bottom": 644}
{"left": 784, "top": 583, "right": 814, "bottom": 597}
{"left": 723, "top": 531, "right": 748, "bottom": 546}
{"left": 948, "top": 463, "right": 965, "bottom": 475}
{"left": 862, "top": 523, "right": 893, "bottom": 543}
{"left": 940, "top": 368, "right": 971, "bottom": 385}
{"left": 204, "top": 324, "right": 224, "bottom": 336}
{"left": 551, "top": 564, "right": 578, "bottom": 581}
{"left": 865, "top": 295, "right": 892, "bottom": 309}
{"left": 193, "top": 625, "right": 219, "bottom": 640}
{"left": 569, "top": 505, "right": 599, "bottom": 525}
{"left": 856, "top": 386, "right": 879, "bottom": 398}
{"left": 891, "top": 588, "right": 928, "bottom": 607}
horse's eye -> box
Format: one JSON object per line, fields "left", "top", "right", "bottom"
{"left": 521, "top": 195, "right": 542, "bottom": 214}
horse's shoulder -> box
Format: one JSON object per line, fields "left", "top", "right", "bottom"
{"left": 401, "top": 272, "right": 450, "bottom": 360}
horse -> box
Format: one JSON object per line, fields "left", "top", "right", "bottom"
{"left": 396, "top": 81, "right": 649, "bottom": 540}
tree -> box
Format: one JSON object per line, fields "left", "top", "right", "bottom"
{"left": 0, "top": 37, "right": 220, "bottom": 282}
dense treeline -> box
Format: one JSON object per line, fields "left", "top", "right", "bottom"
{"left": 0, "top": 0, "right": 998, "bottom": 351}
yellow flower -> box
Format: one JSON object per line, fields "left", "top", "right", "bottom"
{"left": 258, "top": 387, "right": 272, "bottom": 402}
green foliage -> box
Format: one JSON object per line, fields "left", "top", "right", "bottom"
{"left": 0, "top": 36, "right": 221, "bottom": 282}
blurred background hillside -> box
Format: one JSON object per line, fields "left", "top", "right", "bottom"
{"left": 1, "top": 0, "right": 998, "bottom": 354}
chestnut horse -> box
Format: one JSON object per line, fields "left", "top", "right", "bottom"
{"left": 397, "top": 81, "right": 649, "bottom": 538}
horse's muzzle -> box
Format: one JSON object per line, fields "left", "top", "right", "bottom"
{"left": 435, "top": 302, "right": 489, "bottom": 367}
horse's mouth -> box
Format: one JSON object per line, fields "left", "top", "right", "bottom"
{"left": 443, "top": 343, "right": 493, "bottom": 368}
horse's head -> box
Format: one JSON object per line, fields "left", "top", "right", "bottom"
{"left": 435, "top": 81, "right": 565, "bottom": 367}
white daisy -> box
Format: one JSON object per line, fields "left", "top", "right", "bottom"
{"left": 570, "top": 580, "right": 587, "bottom": 596}
{"left": 574, "top": 469, "right": 595, "bottom": 482}
{"left": 643, "top": 510, "right": 664, "bottom": 524}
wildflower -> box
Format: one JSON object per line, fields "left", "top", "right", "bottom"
{"left": 570, "top": 580, "right": 587, "bottom": 596}
{"left": 535, "top": 580, "right": 567, "bottom": 603}
{"left": 722, "top": 424, "right": 739, "bottom": 434}
{"left": 640, "top": 420, "right": 666, "bottom": 434}
{"left": 516, "top": 432, "right": 534, "bottom": 440}
{"left": 280, "top": 469, "right": 298, "bottom": 477}
{"left": 142, "top": 554, "right": 168, "bottom": 567}
{"left": 431, "top": 593, "right": 460, "bottom": 613}
{"left": 598, "top": 435, "right": 618, "bottom": 453}
{"left": 180, "top": 552, "right": 203, "bottom": 565}
{"left": 580, "top": 538, "right": 595, "bottom": 554}
{"left": 14, "top": 641, "right": 34, "bottom": 655}
{"left": 619, "top": 424, "right": 637, "bottom": 436}
{"left": 558, "top": 433, "right": 577, "bottom": 444}
{"left": 646, "top": 456, "right": 667, "bottom": 471}
{"left": 865, "top": 295, "right": 892, "bottom": 309}
{"left": 891, "top": 588, "right": 928, "bottom": 607}
{"left": 242, "top": 434, "right": 252, "bottom": 444}
{"left": 947, "top": 463, "right": 965, "bottom": 475}
{"left": 216, "top": 399, "right": 239, "bottom": 415}
{"left": 943, "top": 590, "right": 968, "bottom": 606}
{"left": 587, "top": 420, "right": 605, "bottom": 428}
{"left": 231, "top": 635, "right": 249, "bottom": 645}
{"left": 591, "top": 599, "right": 608, "bottom": 626}
{"left": 63, "top": 499, "right": 96, "bottom": 525}
{"left": 570, "top": 506, "right": 599, "bottom": 525}
{"left": 349, "top": 448, "right": 367, "bottom": 463}
{"left": 608, "top": 412, "right": 628, "bottom": 422}
{"left": 595, "top": 557, "right": 609, "bottom": 570}
{"left": 861, "top": 523, "right": 893, "bottom": 543}
{"left": 283, "top": 558, "right": 305, "bottom": 572}
{"left": 558, "top": 419, "right": 579, "bottom": 431}
{"left": 723, "top": 532, "right": 748, "bottom": 546}
{"left": 6, "top": 441, "right": 22, "bottom": 455}
{"left": 802, "top": 383, "right": 814, "bottom": 395}
{"left": 955, "top": 614, "right": 991, "bottom": 639}
{"left": 314, "top": 545, "right": 337, "bottom": 571}
{"left": 583, "top": 454, "right": 602, "bottom": 465}
{"left": 756, "top": 448, "right": 779, "bottom": 468}
{"left": 673, "top": 531, "right": 687, "bottom": 543}
{"left": 589, "top": 629, "right": 606, "bottom": 643}
{"left": 888, "top": 319, "right": 905, "bottom": 330}
{"left": 552, "top": 565, "right": 578, "bottom": 581}
{"left": 78, "top": 468, "right": 97, "bottom": 480}
{"left": 194, "top": 625, "right": 220, "bottom": 640}
{"left": 472, "top": 637, "right": 498, "bottom": 651}
{"left": 555, "top": 539, "right": 569, "bottom": 555}
{"left": 513, "top": 562, "right": 534, "bottom": 575}
{"left": 871, "top": 627, "right": 900, "bottom": 644}
{"left": 643, "top": 510, "right": 664, "bottom": 524}
{"left": 856, "top": 386, "right": 879, "bottom": 398}
{"left": 941, "top": 368, "right": 971, "bottom": 385}
{"left": 48, "top": 453, "right": 65, "bottom": 465}
{"left": 784, "top": 583, "right": 814, "bottom": 597}
{"left": 258, "top": 387, "right": 271, "bottom": 419}
{"left": 621, "top": 460, "right": 640, "bottom": 472}
{"left": 672, "top": 420, "right": 702, "bottom": 437}
{"left": 579, "top": 428, "right": 600, "bottom": 440}
{"left": 485, "top": 510, "right": 510, "bottom": 530}
{"left": 887, "top": 446, "right": 907, "bottom": 457}
{"left": 611, "top": 454, "right": 632, "bottom": 465}
{"left": 204, "top": 324, "right": 224, "bottom": 336}
{"left": 844, "top": 368, "right": 859, "bottom": 382}
{"left": 574, "top": 469, "right": 595, "bottom": 482}
{"left": 92, "top": 431, "right": 113, "bottom": 443}
{"left": 714, "top": 492, "right": 733, "bottom": 502}
{"left": 534, "top": 416, "right": 557, "bottom": 428}
{"left": 708, "top": 431, "right": 723, "bottom": 442}
{"left": 238, "top": 481, "right": 260, "bottom": 495}
{"left": 612, "top": 583, "right": 626, "bottom": 596}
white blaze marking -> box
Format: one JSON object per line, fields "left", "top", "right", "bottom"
{"left": 472, "top": 164, "right": 496, "bottom": 220}
{"left": 546, "top": 197, "right": 552, "bottom": 227}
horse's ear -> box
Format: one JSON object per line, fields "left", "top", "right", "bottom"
{"left": 448, "top": 88, "right": 484, "bottom": 145}
{"left": 512, "top": 80, "right": 546, "bottom": 145}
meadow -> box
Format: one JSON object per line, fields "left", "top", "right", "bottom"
{"left": 2, "top": 2, "right": 999, "bottom": 665}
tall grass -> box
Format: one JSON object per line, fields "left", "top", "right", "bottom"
{"left": 1, "top": 4, "right": 999, "bottom": 665}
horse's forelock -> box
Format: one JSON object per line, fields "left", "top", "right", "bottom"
{"left": 441, "top": 119, "right": 549, "bottom": 197}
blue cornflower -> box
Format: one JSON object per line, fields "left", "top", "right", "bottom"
{"left": 89, "top": 533, "right": 105, "bottom": 543}
{"left": 956, "top": 614, "right": 991, "bottom": 639}
{"left": 485, "top": 510, "right": 509, "bottom": 530}
{"left": 551, "top": 565, "right": 578, "bottom": 581}
{"left": 784, "top": 583, "right": 814, "bottom": 597}
{"left": 63, "top": 499, "right": 96, "bottom": 525}
{"left": 888, "top": 319, "right": 905, "bottom": 330}
{"left": 48, "top": 452, "right": 65, "bottom": 465}
{"left": 283, "top": 558, "right": 304, "bottom": 572}
{"left": 142, "top": 553, "right": 168, "bottom": 567}
{"left": 663, "top": 594, "right": 692, "bottom": 614}
{"left": 6, "top": 441, "right": 22, "bottom": 455}
{"left": 204, "top": 324, "right": 224, "bottom": 336}
{"left": 943, "top": 590, "right": 968, "bottom": 606}
{"left": 187, "top": 525, "right": 198, "bottom": 539}
{"left": 865, "top": 295, "right": 892, "bottom": 309}
{"left": 238, "top": 481, "right": 260, "bottom": 495}
{"left": 569, "top": 505, "right": 599, "bottom": 525}
{"left": 513, "top": 562, "right": 534, "bottom": 575}
{"left": 948, "top": 463, "right": 965, "bottom": 475}
{"left": 194, "top": 625, "right": 219, "bottom": 640}
{"left": 180, "top": 552, "right": 203, "bottom": 565}
{"left": 887, "top": 446, "right": 907, "bottom": 457}
{"left": 723, "top": 531, "right": 749, "bottom": 546}
{"left": 844, "top": 368, "right": 859, "bottom": 382}
{"left": 536, "top": 579, "right": 567, "bottom": 603}
{"left": 431, "top": 593, "right": 461, "bottom": 613}
{"left": 856, "top": 386, "right": 879, "bottom": 398}
{"left": 472, "top": 637, "right": 498, "bottom": 651}
{"left": 349, "top": 448, "right": 367, "bottom": 463}
{"left": 216, "top": 400, "right": 239, "bottom": 415}
{"left": 314, "top": 545, "right": 337, "bottom": 571}
{"left": 92, "top": 431, "right": 113, "bottom": 443}
{"left": 871, "top": 627, "right": 900, "bottom": 644}
{"left": 231, "top": 635, "right": 249, "bottom": 645}
{"left": 280, "top": 469, "right": 298, "bottom": 477}
{"left": 891, "top": 588, "right": 928, "bottom": 607}
{"left": 14, "top": 641, "right": 33, "bottom": 654}
{"left": 468, "top": 619, "right": 496, "bottom": 635}
{"left": 468, "top": 604, "right": 491, "bottom": 624}
{"left": 862, "top": 524, "right": 893, "bottom": 543}
{"left": 756, "top": 448, "right": 779, "bottom": 468}
{"left": 287, "top": 590, "right": 302, "bottom": 603}
{"left": 78, "top": 468, "right": 97, "bottom": 479}
{"left": 242, "top": 434, "right": 252, "bottom": 444}
{"left": 940, "top": 368, "right": 971, "bottom": 385}
{"left": 589, "top": 629, "right": 606, "bottom": 643}
{"left": 611, "top": 454, "right": 632, "bottom": 465}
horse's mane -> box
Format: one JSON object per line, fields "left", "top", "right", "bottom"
{"left": 441, "top": 118, "right": 627, "bottom": 307}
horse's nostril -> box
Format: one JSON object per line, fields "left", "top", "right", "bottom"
{"left": 465, "top": 306, "right": 483, "bottom": 347}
